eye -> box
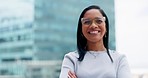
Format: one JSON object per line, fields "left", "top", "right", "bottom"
{"left": 83, "top": 20, "right": 91, "bottom": 25}
{"left": 95, "top": 19, "right": 103, "bottom": 24}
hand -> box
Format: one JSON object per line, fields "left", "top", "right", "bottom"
{"left": 68, "top": 70, "right": 77, "bottom": 78}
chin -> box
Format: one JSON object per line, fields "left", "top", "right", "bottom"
{"left": 88, "top": 38, "right": 102, "bottom": 43}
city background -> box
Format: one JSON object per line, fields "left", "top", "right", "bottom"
{"left": 0, "top": 0, "right": 147, "bottom": 78}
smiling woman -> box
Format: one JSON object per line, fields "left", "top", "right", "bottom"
{"left": 59, "top": 5, "right": 131, "bottom": 78}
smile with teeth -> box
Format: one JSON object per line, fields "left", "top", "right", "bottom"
{"left": 88, "top": 30, "right": 101, "bottom": 34}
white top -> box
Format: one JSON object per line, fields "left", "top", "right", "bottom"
{"left": 59, "top": 50, "right": 131, "bottom": 78}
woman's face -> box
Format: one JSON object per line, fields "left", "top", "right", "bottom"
{"left": 81, "top": 9, "right": 106, "bottom": 43}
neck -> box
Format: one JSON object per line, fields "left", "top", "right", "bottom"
{"left": 87, "top": 40, "right": 106, "bottom": 51}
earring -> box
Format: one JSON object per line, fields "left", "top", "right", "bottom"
{"left": 105, "top": 31, "right": 107, "bottom": 37}
{"left": 81, "top": 34, "right": 83, "bottom": 37}
{"left": 105, "top": 34, "right": 107, "bottom": 37}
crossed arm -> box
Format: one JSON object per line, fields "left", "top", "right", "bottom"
{"left": 68, "top": 71, "right": 77, "bottom": 78}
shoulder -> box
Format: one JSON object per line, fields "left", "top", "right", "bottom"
{"left": 65, "top": 50, "right": 79, "bottom": 58}
{"left": 109, "top": 50, "right": 131, "bottom": 77}
{"left": 64, "top": 50, "right": 79, "bottom": 62}
{"left": 109, "top": 49, "right": 127, "bottom": 62}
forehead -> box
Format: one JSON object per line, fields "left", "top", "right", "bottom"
{"left": 83, "top": 9, "right": 103, "bottom": 18}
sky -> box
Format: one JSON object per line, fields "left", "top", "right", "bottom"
{"left": 115, "top": 0, "right": 148, "bottom": 70}
{"left": 0, "top": 0, "right": 34, "bottom": 20}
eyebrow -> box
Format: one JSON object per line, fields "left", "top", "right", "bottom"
{"left": 82, "top": 17, "right": 104, "bottom": 21}
{"left": 82, "top": 16, "right": 103, "bottom": 19}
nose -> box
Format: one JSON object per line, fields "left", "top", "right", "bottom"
{"left": 90, "top": 21, "right": 98, "bottom": 28}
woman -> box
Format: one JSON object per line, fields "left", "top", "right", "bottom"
{"left": 59, "top": 5, "right": 131, "bottom": 78}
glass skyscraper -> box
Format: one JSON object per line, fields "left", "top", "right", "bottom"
{"left": 0, "top": 0, "right": 34, "bottom": 62}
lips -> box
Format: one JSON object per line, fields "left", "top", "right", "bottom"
{"left": 88, "top": 30, "right": 101, "bottom": 34}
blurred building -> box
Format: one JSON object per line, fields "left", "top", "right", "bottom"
{"left": 0, "top": 0, "right": 34, "bottom": 76}
{"left": 0, "top": 16, "right": 34, "bottom": 62}
{"left": 0, "top": 0, "right": 34, "bottom": 62}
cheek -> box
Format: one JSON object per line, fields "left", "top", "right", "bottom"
{"left": 101, "top": 27, "right": 106, "bottom": 36}
{"left": 102, "top": 26, "right": 106, "bottom": 33}
{"left": 101, "top": 24, "right": 106, "bottom": 34}
{"left": 82, "top": 26, "right": 87, "bottom": 35}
